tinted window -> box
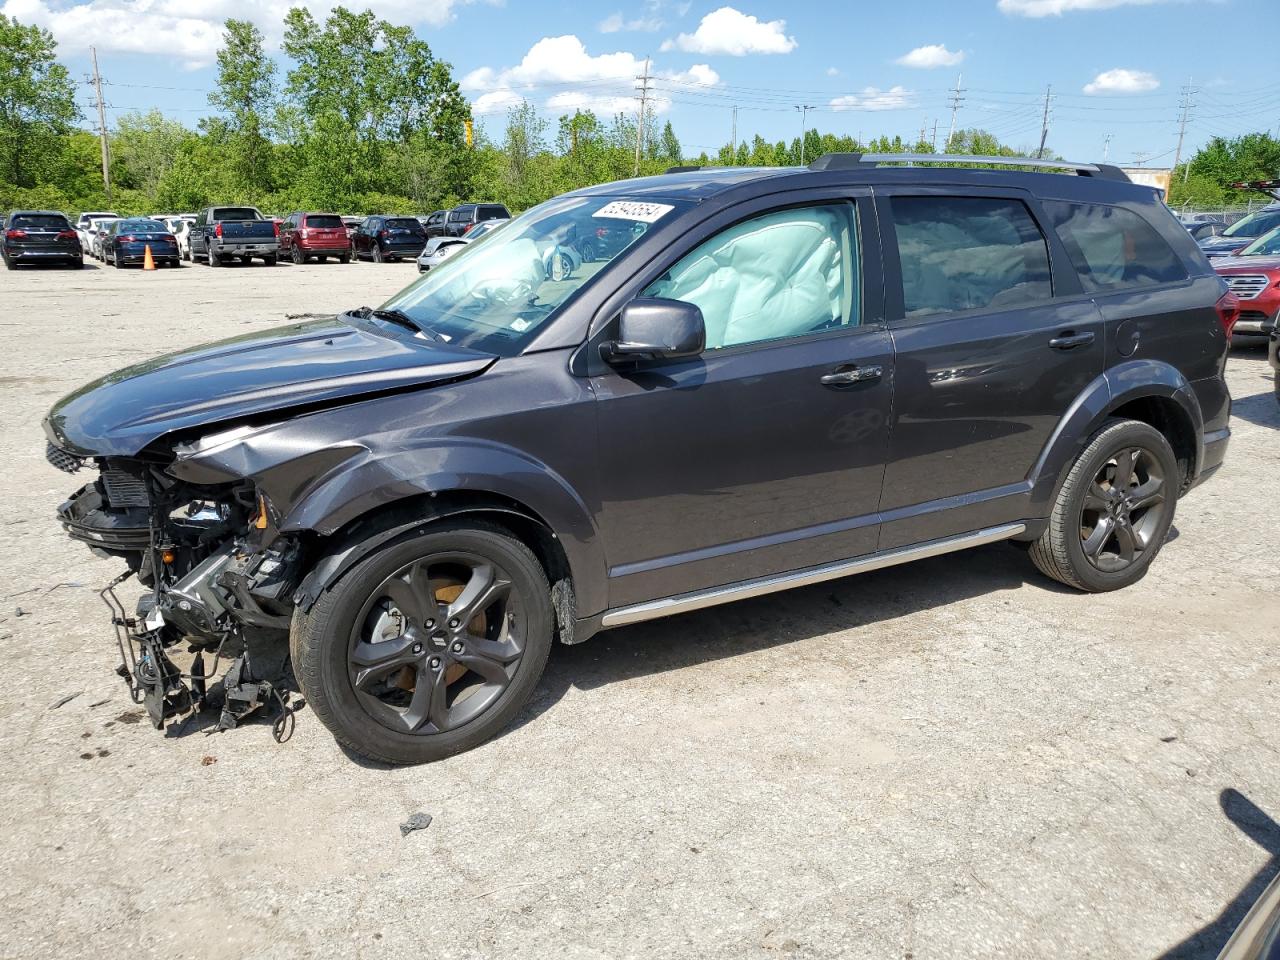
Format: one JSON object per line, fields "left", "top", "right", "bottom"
{"left": 890, "top": 196, "right": 1052, "bottom": 318}
{"left": 12, "top": 214, "right": 70, "bottom": 230}
{"left": 1044, "top": 201, "right": 1186, "bottom": 291}
{"left": 477, "top": 205, "right": 508, "bottom": 221}
{"left": 643, "top": 203, "right": 858, "bottom": 350}
{"left": 211, "top": 207, "right": 260, "bottom": 221}
{"left": 305, "top": 214, "right": 343, "bottom": 229}
{"left": 119, "top": 220, "right": 165, "bottom": 233}
{"left": 385, "top": 217, "right": 425, "bottom": 233}
{"left": 449, "top": 209, "right": 470, "bottom": 222}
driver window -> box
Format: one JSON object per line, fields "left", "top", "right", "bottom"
{"left": 642, "top": 203, "right": 858, "bottom": 350}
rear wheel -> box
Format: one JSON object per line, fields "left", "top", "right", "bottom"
{"left": 292, "top": 244, "right": 306, "bottom": 265}
{"left": 339, "top": 254, "right": 350, "bottom": 264}
{"left": 1029, "top": 419, "right": 1178, "bottom": 592}
{"left": 372, "top": 245, "right": 384, "bottom": 264}
{"left": 263, "top": 254, "right": 277, "bottom": 266}
{"left": 208, "top": 246, "right": 220, "bottom": 267}
{"left": 291, "top": 521, "right": 553, "bottom": 765}
{"left": 113, "top": 248, "right": 122, "bottom": 268}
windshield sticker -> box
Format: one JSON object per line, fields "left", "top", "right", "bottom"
{"left": 592, "top": 200, "right": 674, "bottom": 223}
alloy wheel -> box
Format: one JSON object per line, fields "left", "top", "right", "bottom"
{"left": 347, "top": 553, "right": 526, "bottom": 735}
{"left": 1078, "top": 445, "right": 1167, "bottom": 574}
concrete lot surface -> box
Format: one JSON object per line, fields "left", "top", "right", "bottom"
{"left": 0, "top": 259, "right": 1277, "bottom": 960}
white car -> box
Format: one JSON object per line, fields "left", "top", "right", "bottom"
{"left": 86, "top": 218, "right": 118, "bottom": 260}
{"left": 415, "top": 218, "right": 508, "bottom": 272}
{"left": 166, "top": 217, "right": 196, "bottom": 260}
{"left": 76, "top": 211, "right": 118, "bottom": 251}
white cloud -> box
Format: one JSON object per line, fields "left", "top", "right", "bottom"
{"left": 998, "top": 0, "right": 1161, "bottom": 16}
{"left": 598, "top": 11, "right": 663, "bottom": 32}
{"left": 1083, "top": 67, "right": 1159, "bottom": 94}
{"left": 829, "top": 86, "right": 913, "bottom": 112}
{"left": 894, "top": 43, "right": 964, "bottom": 68}
{"left": 661, "top": 6, "right": 796, "bottom": 55}
{"left": 0, "top": 0, "right": 468, "bottom": 67}
{"left": 463, "top": 35, "right": 719, "bottom": 116}
{"left": 826, "top": 66, "right": 840, "bottom": 77}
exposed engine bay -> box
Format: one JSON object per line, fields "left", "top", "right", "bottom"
{"left": 50, "top": 441, "right": 302, "bottom": 739}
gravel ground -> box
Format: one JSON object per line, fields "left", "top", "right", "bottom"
{"left": 0, "top": 259, "right": 1277, "bottom": 960}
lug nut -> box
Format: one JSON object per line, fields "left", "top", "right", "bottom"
{"left": 429, "top": 657, "right": 441, "bottom": 670}
{"left": 451, "top": 641, "right": 464, "bottom": 653}
{"left": 424, "top": 617, "right": 435, "bottom": 628}
{"left": 448, "top": 618, "right": 460, "bottom": 628}
{"left": 412, "top": 643, "right": 423, "bottom": 654}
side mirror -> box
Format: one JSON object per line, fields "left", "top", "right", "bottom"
{"left": 603, "top": 298, "right": 706, "bottom": 364}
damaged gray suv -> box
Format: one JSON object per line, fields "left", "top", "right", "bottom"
{"left": 45, "top": 155, "right": 1234, "bottom": 764}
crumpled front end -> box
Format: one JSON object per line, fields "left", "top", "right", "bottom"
{"left": 48, "top": 437, "right": 304, "bottom": 737}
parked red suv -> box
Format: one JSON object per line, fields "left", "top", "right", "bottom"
{"left": 1213, "top": 225, "right": 1280, "bottom": 340}
{"left": 279, "top": 212, "right": 352, "bottom": 264}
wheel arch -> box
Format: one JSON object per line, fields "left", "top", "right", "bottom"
{"left": 1028, "top": 360, "right": 1204, "bottom": 516}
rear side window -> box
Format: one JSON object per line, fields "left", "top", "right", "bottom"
{"left": 385, "top": 217, "right": 424, "bottom": 232}
{"left": 12, "top": 214, "right": 70, "bottom": 230}
{"left": 477, "top": 205, "right": 508, "bottom": 221}
{"left": 305, "top": 214, "right": 343, "bottom": 229}
{"left": 1044, "top": 201, "right": 1186, "bottom": 291}
{"left": 889, "top": 196, "right": 1052, "bottom": 318}
{"left": 449, "top": 208, "right": 470, "bottom": 222}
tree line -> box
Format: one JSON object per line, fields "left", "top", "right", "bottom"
{"left": 0, "top": 10, "right": 1274, "bottom": 217}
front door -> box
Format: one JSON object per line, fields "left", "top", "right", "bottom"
{"left": 877, "top": 190, "right": 1105, "bottom": 548}
{"left": 591, "top": 198, "right": 894, "bottom": 608}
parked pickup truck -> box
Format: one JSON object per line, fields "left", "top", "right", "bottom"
{"left": 189, "top": 206, "right": 279, "bottom": 267}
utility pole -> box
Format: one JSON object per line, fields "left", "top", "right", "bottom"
{"left": 633, "top": 56, "right": 651, "bottom": 176}
{"left": 1102, "top": 133, "right": 1112, "bottom": 162}
{"left": 1174, "top": 76, "right": 1196, "bottom": 182}
{"left": 931, "top": 119, "right": 938, "bottom": 152}
{"left": 795, "top": 104, "right": 814, "bottom": 164}
{"left": 945, "top": 73, "right": 965, "bottom": 152}
{"left": 919, "top": 117, "right": 927, "bottom": 148}
{"left": 90, "top": 47, "right": 111, "bottom": 202}
{"left": 1036, "top": 84, "right": 1053, "bottom": 160}
{"left": 730, "top": 105, "right": 738, "bottom": 165}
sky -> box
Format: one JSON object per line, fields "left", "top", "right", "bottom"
{"left": 7, "top": 0, "right": 1280, "bottom": 167}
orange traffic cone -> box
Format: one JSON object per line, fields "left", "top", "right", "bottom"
{"left": 143, "top": 244, "right": 156, "bottom": 271}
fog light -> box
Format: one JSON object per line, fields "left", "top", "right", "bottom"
{"left": 161, "top": 549, "right": 176, "bottom": 564}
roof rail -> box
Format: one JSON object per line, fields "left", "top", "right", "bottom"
{"left": 807, "top": 152, "right": 1130, "bottom": 182}
{"left": 664, "top": 164, "right": 728, "bottom": 174}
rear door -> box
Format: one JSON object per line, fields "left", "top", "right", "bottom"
{"left": 591, "top": 192, "right": 895, "bottom": 607}
{"left": 12, "top": 213, "right": 72, "bottom": 249}
{"left": 877, "top": 188, "right": 1104, "bottom": 549}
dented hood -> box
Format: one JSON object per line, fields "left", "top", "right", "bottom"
{"left": 45, "top": 316, "right": 496, "bottom": 457}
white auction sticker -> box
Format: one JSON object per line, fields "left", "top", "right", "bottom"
{"left": 592, "top": 200, "right": 674, "bottom": 223}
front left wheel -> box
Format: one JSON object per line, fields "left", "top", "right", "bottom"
{"left": 291, "top": 521, "right": 554, "bottom": 765}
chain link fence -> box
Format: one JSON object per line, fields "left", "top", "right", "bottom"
{"left": 1169, "top": 200, "right": 1271, "bottom": 225}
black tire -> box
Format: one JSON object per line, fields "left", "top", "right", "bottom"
{"left": 291, "top": 520, "right": 553, "bottom": 765}
{"left": 208, "top": 246, "right": 220, "bottom": 267}
{"left": 1029, "top": 418, "right": 1178, "bottom": 592}
{"left": 113, "top": 248, "right": 122, "bottom": 269}
{"left": 372, "top": 245, "right": 384, "bottom": 264}
{"left": 2, "top": 255, "right": 12, "bottom": 270}
{"left": 292, "top": 244, "right": 305, "bottom": 265}
{"left": 339, "top": 255, "right": 350, "bottom": 264}
{"left": 263, "top": 254, "right": 277, "bottom": 266}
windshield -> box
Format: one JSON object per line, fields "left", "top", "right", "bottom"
{"left": 119, "top": 220, "right": 166, "bottom": 233}
{"left": 212, "top": 207, "right": 260, "bottom": 221}
{"left": 1239, "top": 225, "right": 1280, "bottom": 256}
{"left": 1223, "top": 209, "right": 1280, "bottom": 238}
{"left": 306, "top": 214, "right": 343, "bottom": 229}
{"left": 385, "top": 218, "right": 425, "bottom": 232}
{"left": 12, "top": 214, "right": 69, "bottom": 230}
{"left": 381, "top": 194, "right": 684, "bottom": 356}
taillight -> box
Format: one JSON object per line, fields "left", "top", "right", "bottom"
{"left": 5, "top": 229, "right": 26, "bottom": 239}
{"left": 214, "top": 222, "right": 223, "bottom": 238}
{"left": 273, "top": 221, "right": 280, "bottom": 237}
{"left": 158, "top": 234, "right": 174, "bottom": 242}
{"left": 379, "top": 229, "right": 389, "bottom": 238}
{"left": 300, "top": 228, "right": 310, "bottom": 239}
{"left": 119, "top": 235, "right": 137, "bottom": 242}
{"left": 1216, "top": 290, "right": 1241, "bottom": 338}
{"left": 56, "top": 229, "right": 77, "bottom": 239}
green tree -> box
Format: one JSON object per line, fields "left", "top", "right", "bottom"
{"left": 112, "top": 109, "right": 194, "bottom": 197}
{"left": 208, "top": 19, "right": 276, "bottom": 192}
{"left": 0, "top": 15, "right": 78, "bottom": 188}
{"left": 659, "top": 120, "right": 681, "bottom": 164}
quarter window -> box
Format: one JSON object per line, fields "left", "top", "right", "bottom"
{"left": 641, "top": 204, "right": 859, "bottom": 350}
{"left": 890, "top": 196, "right": 1052, "bottom": 318}
{"left": 1043, "top": 200, "right": 1187, "bottom": 290}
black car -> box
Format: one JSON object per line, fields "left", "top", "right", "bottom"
{"left": 1180, "top": 219, "right": 1226, "bottom": 241}
{"left": 352, "top": 215, "right": 428, "bottom": 262}
{"left": 2, "top": 210, "right": 82, "bottom": 268}
{"left": 44, "top": 155, "right": 1232, "bottom": 764}
{"left": 442, "top": 202, "right": 511, "bottom": 238}
{"left": 102, "top": 218, "right": 180, "bottom": 268}
{"left": 1199, "top": 204, "right": 1280, "bottom": 258}
{"left": 422, "top": 209, "right": 448, "bottom": 238}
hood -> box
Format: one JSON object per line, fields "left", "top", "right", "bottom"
{"left": 45, "top": 316, "right": 496, "bottom": 457}
{"left": 1199, "top": 234, "right": 1252, "bottom": 255}
{"left": 1213, "top": 254, "right": 1280, "bottom": 273}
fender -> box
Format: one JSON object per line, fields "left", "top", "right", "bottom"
{"left": 1027, "top": 358, "right": 1203, "bottom": 515}
{"left": 278, "top": 437, "right": 608, "bottom": 617}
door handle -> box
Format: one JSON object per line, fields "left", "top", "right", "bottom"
{"left": 820, "top": 365, "right": 883, "bottom": 386}
{"left": 1048, "top": 331, "right": 1095, "bottom": 350}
